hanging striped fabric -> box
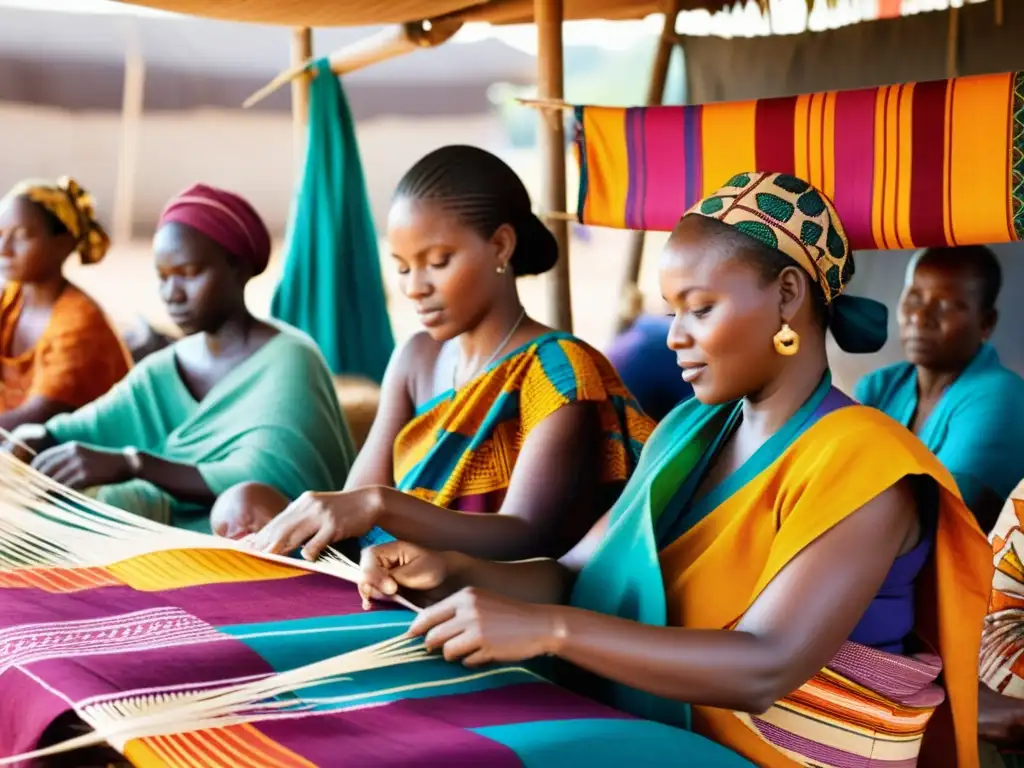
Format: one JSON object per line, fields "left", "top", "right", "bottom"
{"left": 574, "top": 69, "right": 1024, "bottom": 250}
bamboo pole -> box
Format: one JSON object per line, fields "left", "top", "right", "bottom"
{"left": 535, "top": 0, "right": 572, "bottom": 332}
{"left": 615, "top": 4, "right": 681, "bottom": 334}
{"left": 291, "top": 27, "right": 313, "bottom": 167}
{"left": 244, "top": 21, "right": 462, "bottom": 111}
{"left": 946, "top": 5, "right": 960, "bottom": 79}
{"left": 112, "top": 22, "right": 145, "bottom": 245}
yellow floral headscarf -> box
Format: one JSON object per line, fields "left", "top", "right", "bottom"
{"left": 686, "top": 171, "right": 888, "bottom": 354}
{"left": 3, "top": 177, "right": 110, "bottom": 264}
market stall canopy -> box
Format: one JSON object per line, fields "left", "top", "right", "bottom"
{"left": 111, "top": 0, "right": 703, "bottom": 26}
{"left": 110, "top": 0, "right": 833, "bottom": 27}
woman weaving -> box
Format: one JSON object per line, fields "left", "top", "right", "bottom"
{"left": 356, "top": 173, "right": 991, "bottom": 767}
{"left": 232, "top": 145, "right": 651, "bottom": 559}
{"left": 5, "top": 183, "right": 354, "bottom": 532}
{"left": 0, "top": 178, "right": 131, "bottom": 431}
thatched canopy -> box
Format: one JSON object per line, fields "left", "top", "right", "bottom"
{"left": 113, "top": 0, "right": 744, "bottom": 27}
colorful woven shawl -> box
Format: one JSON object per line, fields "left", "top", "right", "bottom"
{"left": 575, "top": 70, "right": 1024, "bottom": 249}
{"left": 982, "top": 478, "right": 1024, "bottom": 697}
{"left": 362, "top": 331, "right": 653, "bottom": 547}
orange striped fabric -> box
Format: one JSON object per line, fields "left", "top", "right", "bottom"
{"left": 574, "top": 70, "right": 1024, "bottom": 251}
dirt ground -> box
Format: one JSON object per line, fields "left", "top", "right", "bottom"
{"left": 65, "top": 228, "right": 672, "bottom": 353}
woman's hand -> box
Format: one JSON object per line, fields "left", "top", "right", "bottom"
{"left": 358, "top": 541, "right": 451, "bottom": 609}
{"left": 408, "top": 587, "right": 565, "bottom": 667}
{"left": 30, "top": 442, "right": 132, "bottom": 489}
{"left": 254, "top": 487, "right": 381, "bottom": 560}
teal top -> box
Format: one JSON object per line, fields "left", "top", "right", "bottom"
{"left": 854, "top": 343, "right": 1024, "bottom": 521}
{"left": 46, "top": 325, "right": 356, "bottom": 531}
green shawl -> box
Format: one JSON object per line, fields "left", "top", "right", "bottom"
{"left": 45, "top": 326, "right": 355, "bottom": 531}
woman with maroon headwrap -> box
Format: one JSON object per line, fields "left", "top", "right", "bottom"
{"left": 6, "top": 184, "right": 355, "bottom": 532}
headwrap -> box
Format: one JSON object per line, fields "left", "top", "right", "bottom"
{"left": 158, "top": 183, "right": 272, "bottom": 276}
{"left": 4, "top": 177, "right": 110, "bottom": 264}
{"left": 687, "top": 171, "right": 888, "bottom": 354}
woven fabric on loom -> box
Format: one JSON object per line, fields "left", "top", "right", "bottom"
{"left": 0, "top": 546, "right": 714, "bottom": 767}
{"left": 575, "top": 70, "right": 1024, "bottom": 250}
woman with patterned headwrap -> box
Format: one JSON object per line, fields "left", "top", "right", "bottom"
{"left": 6, "top": 183, "right": 355, "bottom": 533}
{"left": 0, "top": 177, "right": 132, "bottom": 431}
{"left": 356, "top": 173, "right": 991, "bottom": 767}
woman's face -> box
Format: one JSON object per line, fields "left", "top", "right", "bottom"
{"left": 898, "top": 258, "right": 994, "bottom": 373}
{"left": 387, "top": 197, "right": 514, "bottom": 341}
{"left": 659, "top": 218, "right": 790, "bottom": 405}
{"left": 153, "top": 221, "right": 246, "bottom": 335}
{"left": 0, "top": 196, "right": 74, "bottom": 284}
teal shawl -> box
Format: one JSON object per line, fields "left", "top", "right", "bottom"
{"left": 45, "top": 326, "right": 356, "bottom": 531}
{"left": 854, "top": 344, "right": 1024, "bottom": 515}
{"left": 271, "top": 59, "right": 394, "bottom": 383}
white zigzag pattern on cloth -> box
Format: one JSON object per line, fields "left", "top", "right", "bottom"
{"left": 0, "top": 607, "right": 226, "bottom": 673}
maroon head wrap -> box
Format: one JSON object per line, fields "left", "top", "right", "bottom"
{"left": 157, "top": 183, "right": 272, "bottom": 275}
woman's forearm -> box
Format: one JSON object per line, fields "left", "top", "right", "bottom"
{"left": 548, "top": 607, "right": 792, "bottom": 714}
{"left": 134, "top": 452, "right": 216, "bottom": 504}
{"left": 374, "top": 487, "right": 566, "bottom": 560}
{"left": 443, "top": 552, "right": 575, "bottom": 605}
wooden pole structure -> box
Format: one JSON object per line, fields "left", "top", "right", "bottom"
{"left": 290, "top": 27, "right": 314, "bottom": 169}
{"left": 614, "top": 4, "right": 681, "bottom": 334}
{"left": 535, "top": 0, "right": 572, "bottom": 332}
{"left": 112, "top": 21, "right": 145, "bottom": 245}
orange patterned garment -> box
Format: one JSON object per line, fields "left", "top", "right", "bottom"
{"left": 0, "top": 282, "right": 132, "bottom": 412}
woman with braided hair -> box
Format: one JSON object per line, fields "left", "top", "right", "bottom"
{"left": 235, "top": 145, "right": 652, "bottom": 561}
{"left": 0, "top": 177, "right": 131, "bottom": 431}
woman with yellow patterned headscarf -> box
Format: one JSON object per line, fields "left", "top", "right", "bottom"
{"left": 0, "top": 177, "right": 131, "bottom": 430}
{"left": 356, "top": 172, "right": 990, "bottom": 768}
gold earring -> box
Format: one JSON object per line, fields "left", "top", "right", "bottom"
{"left": 496, "top": 263, "right": 508, "bottom": 275}
{"left": 773, "top": 323, "right": 800, "bottom": 356}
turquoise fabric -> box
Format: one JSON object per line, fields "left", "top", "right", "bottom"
{"left": 855, "top": 344, "right": 1024, "bottom": 514}
{"left": 830, "top": 293, "right": 889, "bottom": 354}
{"left": 271, "top": 58, "right": 394, "bottom": 383}
{"left": 45, "top": 326, "right": 356, "bottom": 530}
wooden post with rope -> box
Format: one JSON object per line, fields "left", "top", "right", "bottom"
{"left": 615, "top": 3, "right": 681, "bottom": 334}
{"left": 535, "top": 0, "right": 573, "bottom": 332}
{"left": 290, "top": 27, "right": 314, "bottom": 169}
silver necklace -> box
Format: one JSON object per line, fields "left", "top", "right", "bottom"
{"left": 452, "top": 308, "right": 527, "bottom": 390}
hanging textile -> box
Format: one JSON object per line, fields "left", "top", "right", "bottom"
{"left": 574, "top": 70, "right": 1024, "bottom": 250}
{"left": 271, "top": 59, "right": 394, "bottom": 383}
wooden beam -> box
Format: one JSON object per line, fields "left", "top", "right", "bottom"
{"left": 244, "top": 21, "right": 462, "bottom": 111}
{"left": 616, "top": 5, "right": 681, "bottom": 334}
{"left": 290, "top": 27, "right": 313, "bottom": 167}
{"left": 535, "top": 0, "right": 572, "bottom": 332}
{"left": 112, "top": 21, "right": 146, "bottom": 245}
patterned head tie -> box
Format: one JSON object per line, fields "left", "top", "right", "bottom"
{"left": 686, "top": 171, "right": 888, "bottom": 355}
{"left": 3, "top": 177, "right": 111, "bottom": 265}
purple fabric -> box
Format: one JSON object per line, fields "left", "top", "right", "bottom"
{"left": 260, "top": 682, "right": 637, "bottom": 767}
{"left": 816, "top": 387, "right": 936, "bottom": 654}
{"left": 848, "top": 531, "right": 933, "bottom": 654}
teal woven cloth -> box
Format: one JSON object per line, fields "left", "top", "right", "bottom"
{"left": 272, "top": 59, "right": 394, "bottom": 383}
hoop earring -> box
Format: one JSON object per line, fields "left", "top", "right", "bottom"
{"left": 496, "top": 263, "right": 508, "bottom": 275}
{"left": 773, "top": 323, "right": 800, "bottom": 356}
